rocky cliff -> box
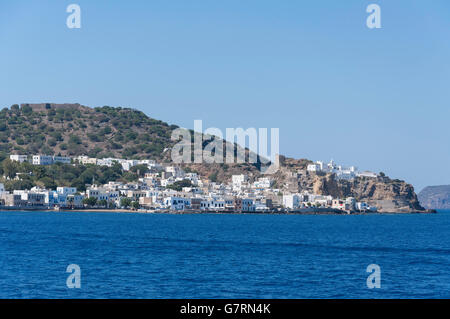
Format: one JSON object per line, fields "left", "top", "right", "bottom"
{"left": 270, "top": 156, "right": 425, "bottom": 213}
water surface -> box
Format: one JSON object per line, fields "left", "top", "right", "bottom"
{"left": 0, "top": 210, "right": 449, "bottom": 298}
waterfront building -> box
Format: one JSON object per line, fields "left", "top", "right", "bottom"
{"left": 66, "top": 194, "right": 84, "bottom": 208}
{"left": 356, "top": 202, "right": 369, "bottom": 211}
{"left": 331, "top": 199, "right": 352, "bottom": 211}
{"left": 165, "top": 196, "right": 191, "bottom": 210}
{"left": 254, "top": 202, "right": 270, "bottom": 212}
{"left": 139, "top": 197, "right": 154, "bottom": 208}
{"left": 283, "top": 194, "right": 301, "bottom": 209}
{"left": 57, "top": 187, "right": 77, "bottom": 196}
{"left": 345, "top": 197, "right": 356, "bottom": 210}
{"left": 242, "top": 198, "right": 255, "bottom": 212}
{"left": 0, "top": 193, "right": 27, "bottom": 207}
{"left": 190, "top": 198, "right": 202, "bottom": 210}
{"left": 126, "top": 190, "right": 146, "bottom": 201}
{"left": 13, "top": 190, "right": 46, "bottom": 207}
{"left": 86, "top": 186, "right": 118, "bottom": 202}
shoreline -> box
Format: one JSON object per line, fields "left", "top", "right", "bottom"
{"left": 0, "top": 206, "right": 437, "bottom": 215}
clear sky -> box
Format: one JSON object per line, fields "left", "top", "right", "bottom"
{"left": 1, "top": 0, "right": 449, "bottom": 191}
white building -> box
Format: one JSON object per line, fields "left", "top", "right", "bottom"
{"left": 357, "top": 171, "right": 378, "bottom": 178}
{"left": 200, "top": 198, "right": 226, "bottom": 211}
{"left": 32, "top": 155, "right": 54, "bottom": 165}
{"left": 307, "top": 164, "right": 321, "bottom": 172}
{"left": 97, "top": 158, "right": 119, "bottom": 167}
{"left": 232, "top": 174, "right": 249, "bottom": 191}
{"left": 283, "top": 194, "right": 301, "bottom": 209}
{"left": 57, "top": 187, "right": 77, "bottom": 196}
{"left": 87, "top": 187, "right": 111, "bottom": 201}
{"left": 241, "top": 198, "right": 255, "bottom": 212}
{"left": 307, "top": 159, "right": 375, "bottom": 181}
{"left": 165, "top": 196, "right": 191, "bottom": 210}
{"left": 356, "top": 202, "right": 369, "bottom": 211}
{"left": 0, "top": 183, "right": 5, "bottom": 194}
{"left": 66, "top": 194, "right": 84, "bottom": 208}
{"left": 10, "top": 155, "right": 28, "bottom": 163}
{"left": 121, "top": 160, "right": 139, "bottom": 171}
{"left": 53, "top": 156, "right": 71, "bottom": 164}
{"left": 137, "top": 159, "right": 158, "bottom": 168}
{"left": 185, "top": 173, "right": 200, "bottom": 186}
{"left": 77, "top": 156, "right": 98, "bottom": 165}
{"left": 232, "top": 174, "right": 248, "bottom": 185}
{"left": 254, "top": 202, "right": 270, "bottom": 212}
{"left": 13, "top": 189, "right": 46, "bottom": 206}
{"left": 165, "top": 166, "right": 184, "bottom": 178}
{"left": 45, "top": 190, "right": 63, "bottom": 207}
{"left": 31, "top": 155, "right": 71, "bottom": 165}
{"left": 345, "top": 197, "right": 356, "bottom": 210}
{"left": 253, "top": 177, "right": 273, "bottom": 189}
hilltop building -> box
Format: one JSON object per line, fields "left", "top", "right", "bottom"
{"left": 307, "top": 159, "right": 376, "bottom": 180}
{"left": 10, "top": 155, "right": 28, "bottom": 163}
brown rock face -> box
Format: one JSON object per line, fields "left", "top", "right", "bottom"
{"left": 312, "top": 174, "right": 341, "bottom": 198}
{"left": 338, "top": 176, "right": 424, "bottom": 212}
{"left": 271, "top": 161, "right": 425, "bottom": 213}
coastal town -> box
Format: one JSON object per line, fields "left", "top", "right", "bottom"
{"left": 0, "top": 154, "right": 379, "bottom": 214}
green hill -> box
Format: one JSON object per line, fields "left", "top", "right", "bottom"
{"left": 0, "top": 103, "right": 177, "bottom": 160}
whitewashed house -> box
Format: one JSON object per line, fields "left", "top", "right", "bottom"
{"left": 252, "top": 177, "right": 273, "bottom": 189}
{"left": 307, "top": 164, "right": 321, "bottom": 172}
{"left": 357, "top": 171, "right": 378, "bottom": 178}
{"left": 165, "top": 196, "right": 191, "bottom": 210}
{"left": 242, "top": 198, "right": 255, "bottom": 212}
{"left": 283, "top": 194, "right": 301, "bottom": 209}
{"left": 32, "top": 155, "right": 53, "bottom": 165}
{"left": 57, "top": 187, "right": 77, "bottom": 196}
{"left": 10, "top": 155, "right": 28, "bottom": 163}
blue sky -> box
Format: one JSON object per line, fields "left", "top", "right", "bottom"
{"left": 1, "top": 0, "right": 449, "bottom": 191}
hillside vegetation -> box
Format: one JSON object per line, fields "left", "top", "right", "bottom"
{"left": 0, "top": 103, "right": 177, "bottom": 160}
{"left": 0, "top": 160, "right": 147, "bottom": 192}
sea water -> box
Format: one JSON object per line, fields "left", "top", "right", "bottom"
{"left": 0, "top": 210, "right": 449, "bottom": 298}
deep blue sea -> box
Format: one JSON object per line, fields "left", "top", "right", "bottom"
{"left": 0, "top": 210, "right": 449, "bottom": 299}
